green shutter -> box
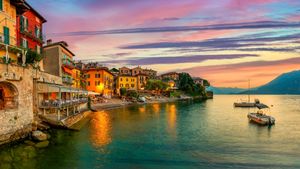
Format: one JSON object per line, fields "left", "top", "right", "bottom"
{"left": 4, "top": 27, "right": 9, "bottom": 45}
{"left": 20, "top": 16, "right": 24, "bottom": 31}
{"left": 0, "top": 0, "right": 3, "bottom": 11}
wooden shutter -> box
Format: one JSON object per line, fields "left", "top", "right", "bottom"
{"left": 0, "top": 0, "right": 3, "bottom": 11}
{"left": 4, "top": 27, "right": 9, "bottom": 45}
{"left": 20, "top": 16, "right": 23, "bottom": 31}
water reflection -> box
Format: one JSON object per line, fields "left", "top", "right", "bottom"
{"left": 90, "top": 111, "right": 112, "bottom": 147}
{"left": 152, "top": 103, "right": 160, "bottom": 114}
{"left": 166, "top": 103, "right": 177, "bottom": 138}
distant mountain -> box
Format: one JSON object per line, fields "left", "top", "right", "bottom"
{"left": 207, "top": 86, "right": 246, "bottom": 94}
{"left": 244, "top": 70, "right": 300, "bottom": 94}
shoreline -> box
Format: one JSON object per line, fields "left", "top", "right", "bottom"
{"left": 91, "top": 96, "right": 196, "bottom": 111}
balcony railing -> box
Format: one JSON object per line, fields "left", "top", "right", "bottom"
{"left": 40, "top": 98, "right": 88, "bottom": 108}
{"left": 62, "top": 59, "right": 75, "bottom": 69}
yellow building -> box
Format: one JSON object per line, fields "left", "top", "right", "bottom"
{"left": 84, "top": 67, "right": 114, "bottom": 97}
{"left": 72, "top": 67, "right": 82, "bottom": 89}
{"left": 116, "top": 75, "right": 137, "bottom": 95}
{"left": 0, "top": 0, "right": 28, "bottom": 62}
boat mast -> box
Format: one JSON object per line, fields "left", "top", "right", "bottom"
{"left": 248, "top": 79, "right": 250, "bottom": 102}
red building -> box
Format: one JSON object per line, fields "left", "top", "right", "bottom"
{"left": 16, "top": 2, "right": 46, "bottom": 54}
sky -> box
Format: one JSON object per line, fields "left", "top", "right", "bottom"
{"left": 28, "top": 0, "right": 300, "bottom": 88}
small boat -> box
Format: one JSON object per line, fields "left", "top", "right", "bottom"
{"left": 234, "top": 99, "right": 260, "bottom": 107}
{"left": 247, "top": 103, "right": 275, "bottom": 126}
{"left": 234, "top": 80, "right": 260, "bottom": 108}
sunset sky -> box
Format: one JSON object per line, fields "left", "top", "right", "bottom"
{"left": 28, "top": 0, "right": 300, "bottom": 88}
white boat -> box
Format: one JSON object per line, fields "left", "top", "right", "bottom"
{"left": 234, "top": 80, "right": 259, "bottom": 108}
{"left": 234, "top": 99, "right": 260, "bottom": 107}
{"left": 247, "top": 104, "right": 275, "bottom": 126}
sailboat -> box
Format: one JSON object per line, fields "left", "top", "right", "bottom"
{"left": 247, "top": 103, "right": 275, "bottom": 125}
{"left": 234, "top": 80, "right": 259, "bottom": 107}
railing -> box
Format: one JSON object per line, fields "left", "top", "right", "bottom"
{"left": 62, "top": 59, "right": 75, "bottom": 68}
{"left": 40, "top": 98, "right": 88, "bottom": 108}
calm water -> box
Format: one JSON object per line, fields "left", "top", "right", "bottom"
{"left": 1, "top": 95, "right": 300, "bottom": 169}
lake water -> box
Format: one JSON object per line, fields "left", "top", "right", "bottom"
{"left": 1, "top": 95, "right": 300, "bottom": 169}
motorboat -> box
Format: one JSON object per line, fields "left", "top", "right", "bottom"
{"left": 247, "top": 103, "right": 275, "bottom": 126}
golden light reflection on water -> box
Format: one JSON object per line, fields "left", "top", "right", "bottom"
{"left": 90, "top": 111, "right": 112, "bottom": 147}
{"left": 152, "top": 103, "right": 160, "bottom": 115}
{"left": 166, "top": 103, "right": 177, "bottom": 138}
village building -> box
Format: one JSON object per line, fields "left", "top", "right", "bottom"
{"left": 84, "top": 67, "right": 114, "bottom": 97}
{"left": 119, "top": 66, "right": 131, "bottom": 76}
{"left": 116, "top": 75, "right": 137, "bottom": 95}
{"left": 43, "top": 40, "right": 76, "bottom": 86}
{"left": 193, "top": 77, "right": 204, "bottom": 86}
{"left": 160, "top": 72, "right": 180, "bottom": 81}
{"left": 136, "top": 73, "right": 149, "bottom": 90}
{"left": 16, "top": 1, "right": 46, "bottom": 70}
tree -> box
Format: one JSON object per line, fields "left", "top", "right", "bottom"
{"left": 120, "top": 88, "right": 127, "bottom": 96}
{"left": 177, "top": 72, "right": 208, "bottom": 96}
{"left": 26, "top": 49, "right": 43, "bottom": 65}
{"left": 145, "top": 80, "right": 168, "bottom": 91}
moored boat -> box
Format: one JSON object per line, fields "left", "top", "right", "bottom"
{"left": 247, "top": 104, "right": 275, "bottom": 126}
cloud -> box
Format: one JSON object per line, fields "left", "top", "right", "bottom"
{"left": 47, "top": 21, "right": 300, "bottom": 37}
{"left": 98, "top": 54, "right": 259, "bottom": 65}
{"left": 120, "top": 32, "right": 300, "bottom": 50}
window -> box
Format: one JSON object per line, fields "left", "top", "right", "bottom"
{"left": 35, "top": 26, "right": 41, "bottom": 38}
{"left": 87, "top": 81, "right": 90, "bottom": 86}
{"left": 120, "top": 78, "right": 123, "bottom": 81}
{"left": 86, "top": 74, "right": 90, "bottom": 78}
{"left": 120, "top": 84, "right": 123, "bottom": 87}
{"left": 126, "top": 78, "right": 128, "bottom": 82}
{"left": 131, "top": 84, "right": 135, "bottom": 88}
{"left": 20, "top": 16, "right": 28, "bottom": 31}
{"left": 125, "top": 84, "right": 129, "bottom": 88}
{"left": 95, "top": 74, "right": 101, "bottom": 78}
{"left": 3, "top": 26, "right": 9, "bottom": 45}
{"left": 131, "top": 79, "right": 135, "bottom": 82}
{"left": 22, "top": 38, "right": 28, "bottom": 48}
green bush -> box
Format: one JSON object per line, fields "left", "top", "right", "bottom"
{"left": 126, "top": 90, "right": 139, "bottom": 98}
{"left": 120, "top": 88, "right": 127, "bottom": 96}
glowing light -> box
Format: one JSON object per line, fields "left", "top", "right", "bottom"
{"left": 90, "top": 112, "right": 112, "bottom": 147}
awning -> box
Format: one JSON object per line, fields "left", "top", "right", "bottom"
{"left": 62, "top": 66, "right": 73, "bottom": 75}
{"left": 37, "top": 82, "right": 88, "bottom": 94}
{"left": 88, "top": 91, "right": 101, "bottom": 95}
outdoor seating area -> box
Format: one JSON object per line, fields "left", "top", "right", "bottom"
{"left": 40, "top": 98, "right": 88, "bottom": 108}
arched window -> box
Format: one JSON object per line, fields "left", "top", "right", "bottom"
{"left": 0, "top": 82, "right": 19, "bottom": 110}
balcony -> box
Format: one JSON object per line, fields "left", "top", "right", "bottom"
{"left": 20, "top": 27, "right": 44, "bottom": 44}
{"left": 62, "top": 58, "right": 75, "bottom": 69}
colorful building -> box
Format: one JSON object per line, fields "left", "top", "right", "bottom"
{"left": 137, "top": 73, "right": 148, "bottom": 90}
{"left": 43, "top": 41, "right": 76, "bottom": 86}
{"left": 160, "top": 72, "right": 180, "bottom": 81}
{"left": 84, "top": 67, "right": 114, "bottom": 97}
{"left": 16, "top": 1, "right": 46, "bottom": 53}
{"left": 0, "top": 0, "right": 28, "bottom": 62}
{"left": 72, "top": 67, "right": 81, "bottom": 89}
{"left": 116, "top": 75, "right": 137, "bottom": 95}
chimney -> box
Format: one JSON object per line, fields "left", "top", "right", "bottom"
{"left": 47, "top": 39, "right": 52, "bottom": 45}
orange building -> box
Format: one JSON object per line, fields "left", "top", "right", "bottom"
{"left": 84, "top": 67, "right": 114, "bottom": 97}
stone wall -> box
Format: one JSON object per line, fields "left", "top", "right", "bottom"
{"left": 0, "top": 64, "right": 35, "bottom": 145}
